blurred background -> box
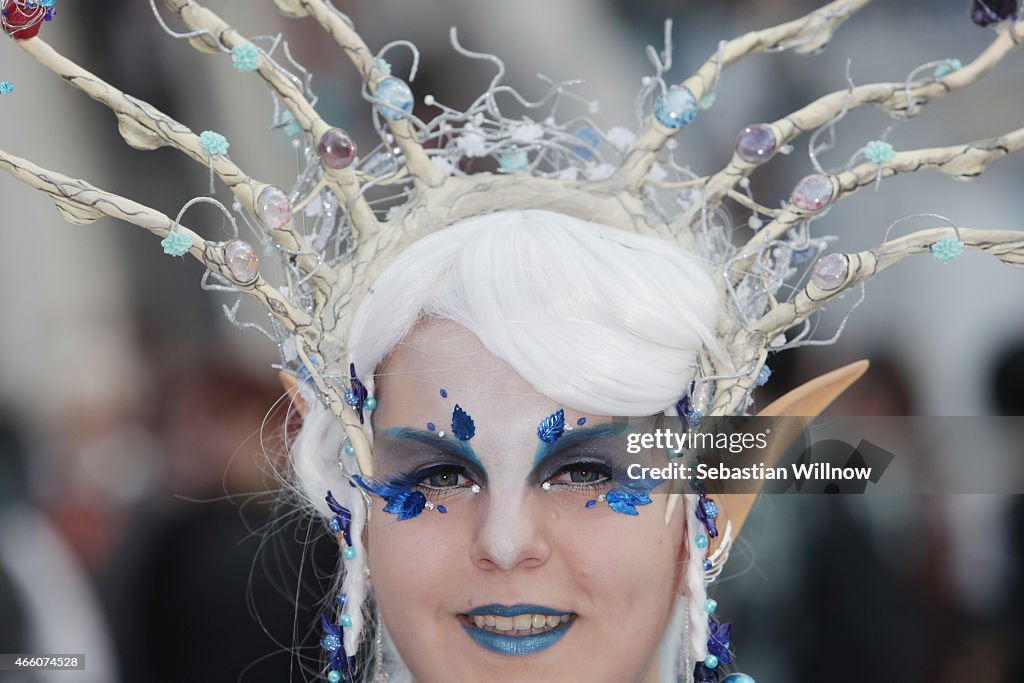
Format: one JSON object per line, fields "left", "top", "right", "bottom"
{"left": 0, "top": 0, "right": 1022, "bottom": 681}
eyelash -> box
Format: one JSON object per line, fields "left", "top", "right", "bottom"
{"left": 396, "top": 460, "right": 619, "bottom": 498}
{"left": 546, "top": 462, "right": 615, "bottom": 493}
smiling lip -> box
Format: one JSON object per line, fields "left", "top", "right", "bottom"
{"left": 459, "top": 604, "right": 576, "bottom": 657}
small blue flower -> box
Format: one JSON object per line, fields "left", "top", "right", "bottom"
{"left": 160, "top": 230, "right": 193, "bottom": 257}
{"left": 0, "top": 81, "right": 13, "bottom": 95}
{"left": 933, "top": 58, "right": 962, "bottom": 78}
{"left": 199, "top": 130, "right": 229, "bottom": 157}
{"left": 605, "top": 486, "right": 654, "bottom": 516}
{"left": 537, "top": 408, "right": 565, "bottom": 444}
{"left": 864, "top": 140, "right": 895, "bottom": 164}
{"left": 931, "top": 235, "right": 964, "bottom": 263}
{"left": 231, "top": 42, "right": 261, "bottom": 72}
{"left": 451, "top": 404, "right": 476, "bottom": 441}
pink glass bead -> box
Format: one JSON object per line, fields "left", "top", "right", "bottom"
{"left": 811, "top": 253, "right": 849, "bottom": 291}
{"left": 256, "top": 185, "right": 292, "bottom": 230}
{"left": 225, "top": 240, "right": 260, "bottom": 284}
{"left": 790, "top": 174, "right": 834, "bottom": 212}
{"left": 735, "top": 124, "right": 777, "bottom": 164}
{"left": 318, "top": 128, "right": 357, "bottom": 170}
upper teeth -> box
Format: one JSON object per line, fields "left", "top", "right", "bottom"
{"left": 470, "top": 613, "right": 571, "bottom": 631}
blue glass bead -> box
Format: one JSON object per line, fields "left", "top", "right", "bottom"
{"left": 426, "top": 422, "right": 436, "bottom": 431}
{"left": 437, "top": 505, "right": 447, "bottom": 514}
{"left": 343, "top": 546, "right": 357, "bottom": 560}
{"left": 722, "top": 675, "right": 756, "bottom": 683}
{"left": 339, "top": 613, "right": 353, "bottom": 627}
{"left": 695, "top": 534, "right": 709, "bottom": 549}
{"left": 328, "top": 517, "right": 341, "bottom": 533}
{"left": 343, "top": 443, "right": 355, "bottom": 456}
{"left": 364, "top": 397, "right": 378, "bottom": 410}
{"left": 375, "top": 77, "right": 414, "bottom": 121}
{"left": 971, "top": 0, "right": 1017, "bottom": 26}
{"left": 321, "top": 634, "right": 341, "bottom": 652}
{"left": 703, "top": 559, "right": 713, "bottom": 571}
{"left": 654, "top": 85, "right": 698, "bottom": 130}
{"left": 577, "top": 417, "right": 587, "bottom": 426}
{"left": 327, "top": 671, "right": 342, "bottom": 683}
{"left": 585, "top": 500, "right": 596, "bottom": 508}
{"left": 704, "top": 598, "right": 718, "bottom": 614}
{"left": 704, "top": 655, "right": 719, "bottom": 669}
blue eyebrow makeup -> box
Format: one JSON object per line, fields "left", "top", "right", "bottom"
{"left": 379, "top": 427, "right": 484, "bottom": 470}
{"left": 532, "top": 421, "right": 634, "bottom": 467}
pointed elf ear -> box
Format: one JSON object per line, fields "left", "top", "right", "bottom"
{"left": 279, "top": 371, "right": 308, "bottom": 417}
{"left": 703, "top": 359, "right": 870, "bottom": 551}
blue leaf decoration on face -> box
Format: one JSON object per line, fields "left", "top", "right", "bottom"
{"left": 451, "top": 404, "right": 476, "bottom": 440}
{"left": 353, "top": 475, "right": 427, "bottom": 521}
{"left": 605, "top": 486, "right": 654, "bottom": 516}
{"left": 537, "top": 408, "right": 565, "bottom": 443}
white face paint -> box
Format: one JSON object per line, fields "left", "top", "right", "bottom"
{"left": 364, "top": 318, "right": 690, "bottom": 683}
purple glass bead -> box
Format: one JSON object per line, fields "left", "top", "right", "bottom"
{"left": 790, "top": 174, "right": 834, "bottom": 212}
{"left": 735, "top": 124, "right": 777, "bottom": 164}
{"left": 810, "top": 253, "right": 849, "bottom": 291}
{"left": 971, "top": 0, "right": 1018, "bottom": 26}
{"left": 224, "top": 240, "right": 260, "bottom": 284}
{"left": 256, "top": 185, "right": 292, "bottom": 230}
{"left": 318, "top": 128, "right": 357, "bottom": 170}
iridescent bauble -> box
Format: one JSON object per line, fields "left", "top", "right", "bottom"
{"left": 224, "top": 240, "right": 260, "bottom": 284}
{"left": 790, "top": 174, "right": 835, "bottom": 212}
{"left": 735, "top": 124, "right": 777, "bottom": 164}
{"left": 318, "top": 128, "right": 357, "bottom": 170}
{"left": 374, "top": 77, "right": 414, "bottom": 121}
{"left": 971, "top": 0, "right": 1018, "bottom": 26}
{"left": 256, "top": 185, "right": 293, "bottom": 229}
{"left": 654, "top": 85, "right": 698, "bottom": 130}
{"left": 810, "top": 253, "right": 849, "bottom": 291}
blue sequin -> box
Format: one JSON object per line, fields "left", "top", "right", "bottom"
{"left": 577, "top": 417, "right": 587, "bottom": 426}
{"left": 160, "top": 230, "right": 192, "bottom": 257}
{"left": 375, "top": 78, "right": 414, "bottom": 121}
{"left": 585, "top": 500, "right": 596, "bottom": 508}
{"left": 537, "top": 408, "right": 565, "bottom": 443}
{"left": 199, "top": 130, "right": 229, "bottom": 156}
{"left": 440, "top": 388, "right": 447, "bottom": 398}
{"left": 451, "top": 404, "right": 476, "bottom": 440}
{"left": 426, "top": 422, "right": 436, "bottom": 431}
{"left": 931, "top": 235, "right": 964, "bottom": 263}
{"left": 437, "top": 505, "right": 447, "bottom": 514}
{"left": 231, "top": 43, "right": 261, "bottom": 72}
{"left": 654, "top": 85, "right": 698, "bottom": 129}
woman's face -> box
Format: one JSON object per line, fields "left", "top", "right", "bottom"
{"left": 365, "top": 318, "right": 689, "bottom": 683}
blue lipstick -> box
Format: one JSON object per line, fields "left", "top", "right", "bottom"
{"left": 460, "top": 604, "right": 575, "bottom": 657}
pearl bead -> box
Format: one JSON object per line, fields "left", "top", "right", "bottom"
{"left": 703, "top": 598, "right": 718, "bottom": 614}
{"left": 704, "top": 655, "right": 719, "bottom": 669}
{"left": 318, "top": 128, "right": 357, "bottom": 170}
{"left": 790, "top": 174, "right": 835, "bottom": 212}
{"left": 256, "top": 185, "right": 293, "bottom": 230}
{"left": 343, "top": 443, "right": 355, "bottom": 456}
{"left": 364, "top": 397, "right": 378, "bottom": 410}
{"left": 343, "top": 546, "right": 357, "bottom": 560}
{"left": 224, "top": 240, "right": 260, "bottom": 284}
{"left": 327, "top": 671, "right": 342, "bottom": 683}
{"left": 695, "top": 534, "right": 709, "bottom": 549}
{"left": 735, "top": 124, "right": 777, "bottom": 164}
{"left": 339, "top": 613, "right": 353, "bottom": 627}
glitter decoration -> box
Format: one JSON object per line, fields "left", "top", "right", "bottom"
{"left": 790, "top": 174, "right": 834, "bottom": 212}
{"left": 934, "top": 58, "right": 962, "bottom": 78}
{"left": 224, "top": 239, "right": 260, "bottom": 284}
{"left": 0, "top": 81, "right": 12, "bottom": 95}
{"left": 318, "top": 128, "right": 357, "bottom": 170}
{"left": 537, "top": 408, "right": 566, "bottom": 443}
{"left": 931, "top": 235, "right": 964, "bottom": 263}
{"left": 374, "top": 77, "right": 414, "bottom": 121}
{"left": 810, "top": 253, "right": 849, "bottom": 291}
{"left": 654, "top": 85, "right": 697, "bottom": 129}
{"left": 256, "top": 185, "right": 293, "bottom": 229}
{"left": 863, "top": 140, "right": 895, "bottom": 164}
{"left": 735, "top": 124, "right": 777, "bottom": 164}
{"left": 971, "top": 0, "right": 1018, "bottom": 26}
{"left": 231, "top": 42, "right": 261, "bottom": 72}
{"left": 451, "top": 404, "right": 476, "bottom": 441}
{"left": 160, "top": 230, "right": 192, "bottom": 257}
{"left": 199, "top": 130, "right": 229, "bottom": 157}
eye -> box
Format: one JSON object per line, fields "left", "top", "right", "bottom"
{"left": 548, "top": 463, "right": 611, "bottom": 487}
{"left": 416, "top": 465, "right": 477, "bottom": 490}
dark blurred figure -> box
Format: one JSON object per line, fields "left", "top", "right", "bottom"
{"left": 102, "top": 358, "right": 337, "bottom": 683}
{"left": 991, "top": 341, "right": 1024, "bottom": 683}
{"left": 0, "top": 413, "right": 34, "bottom": 679}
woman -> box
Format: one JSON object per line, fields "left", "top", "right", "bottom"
{"left": 2, "top": 1, "right": 1023, "bottom": 682}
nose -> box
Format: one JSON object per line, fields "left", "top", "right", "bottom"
{"left": 469, "top": 490, "right": 551, "bottom": 572}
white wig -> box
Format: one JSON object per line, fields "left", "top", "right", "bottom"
{"left": 292, "top": 209, "right": 718, "bottom": 681}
